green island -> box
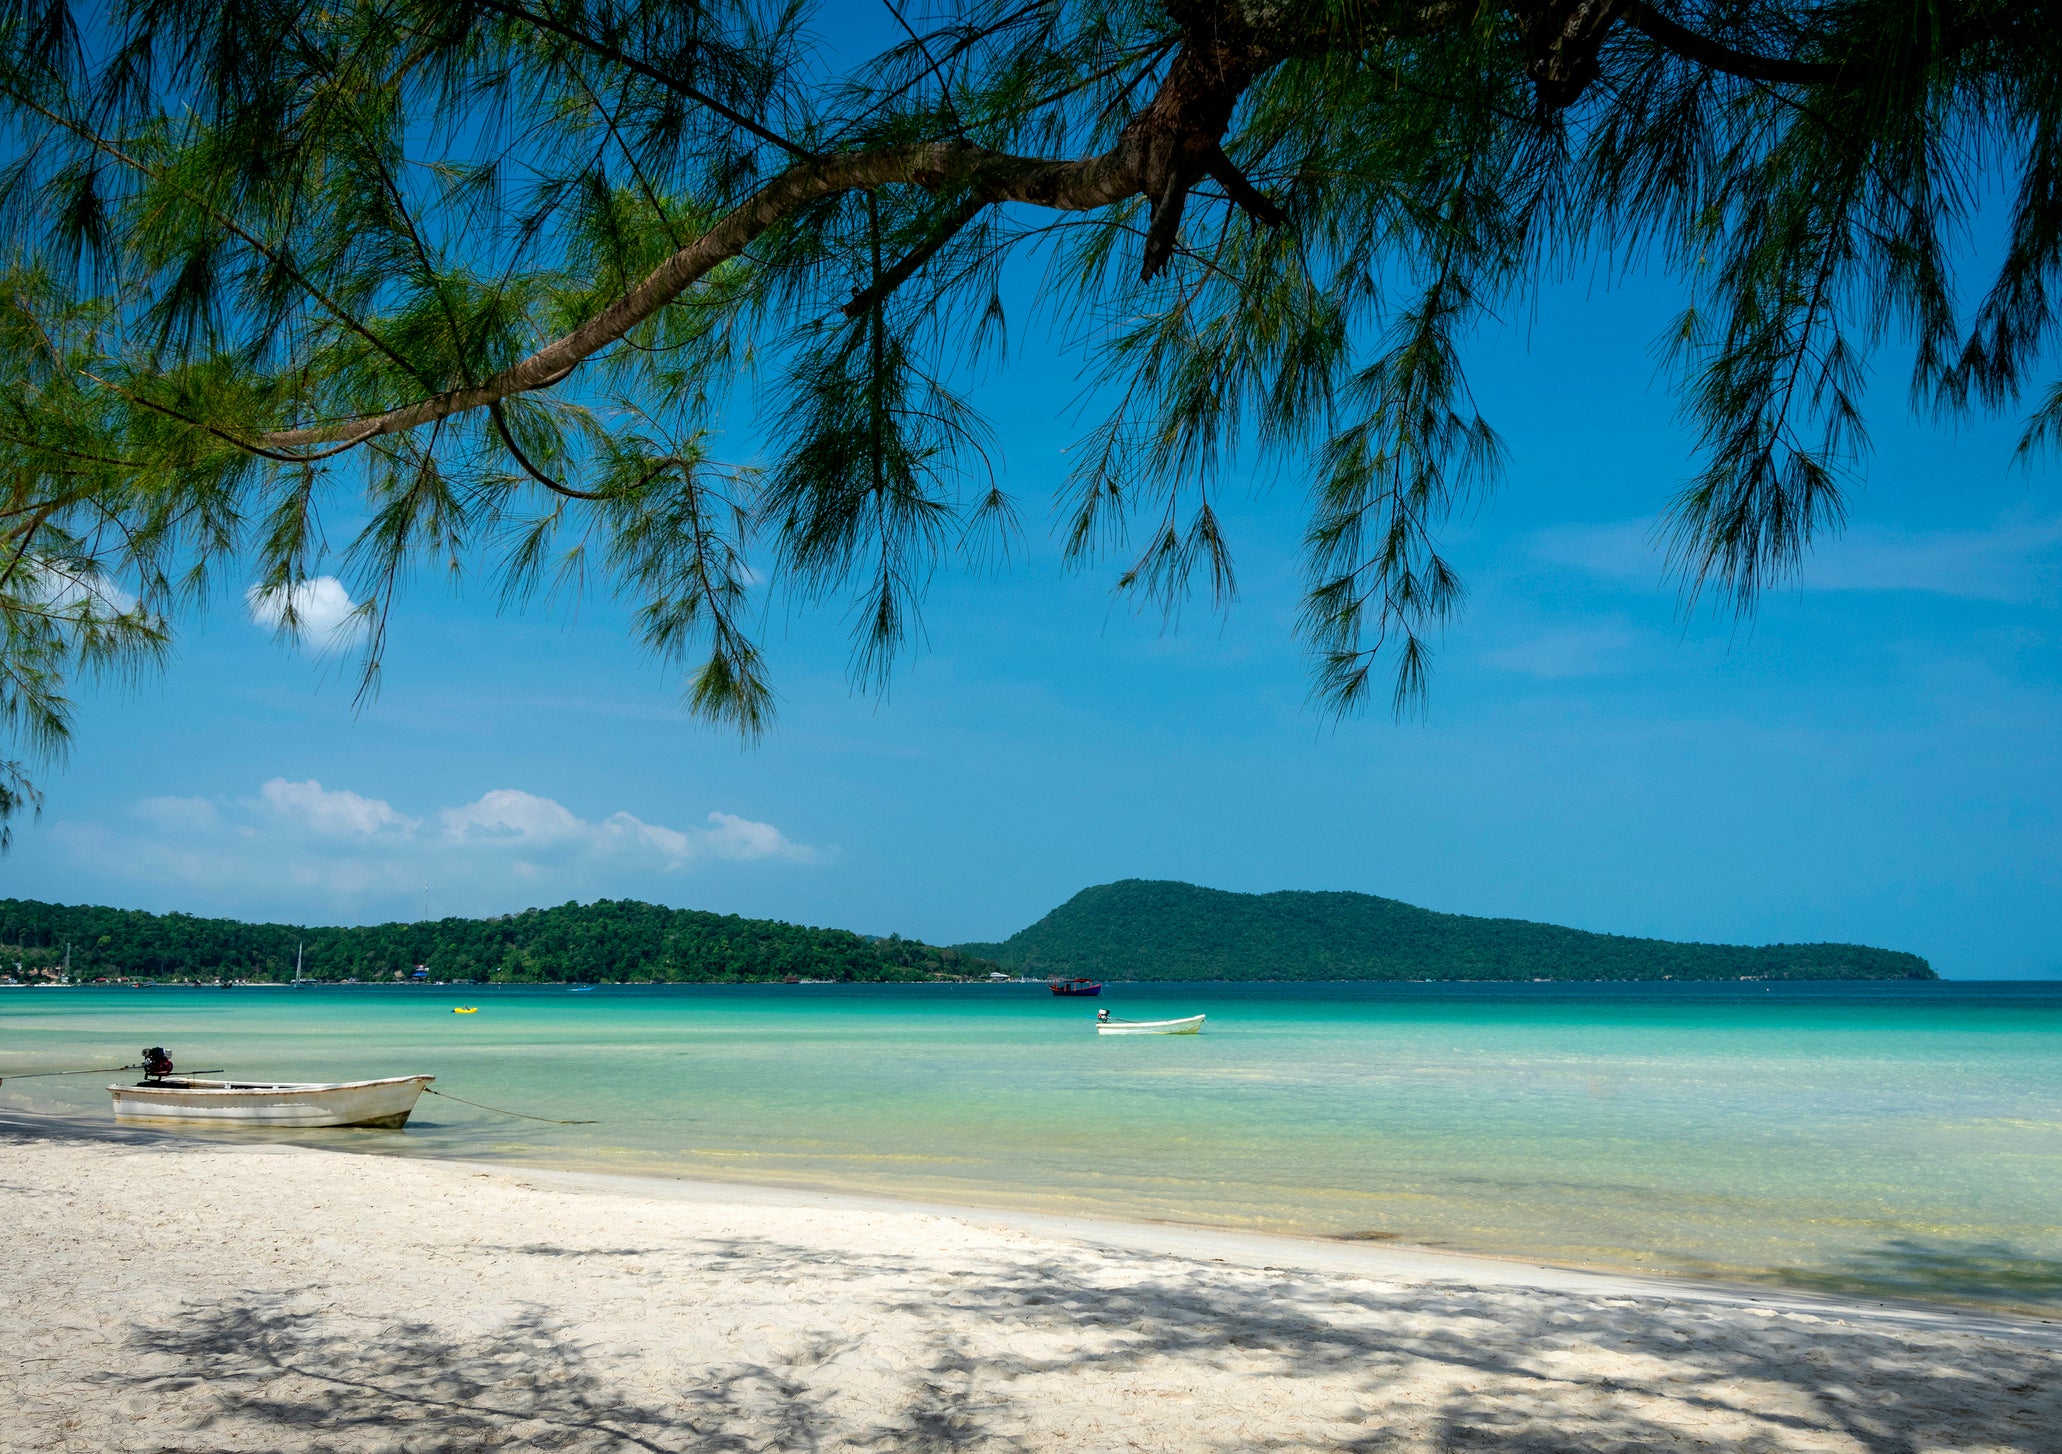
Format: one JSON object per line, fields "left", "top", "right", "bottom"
{"left": 0, "top": 898, "right": 993, "bottom": 984}
{"left": 956, "top": 880, "right": 1935, "bottom": 982}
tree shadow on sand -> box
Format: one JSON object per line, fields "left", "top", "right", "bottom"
{"left": 111, "top": 1234, "right": 2060, "bottom": 1453}
{"left": 860, "top": 1244, "right": 2061, "bottom": 1454}
{"left": 122, "top": 1298, "right": 846, "bottom": 1454}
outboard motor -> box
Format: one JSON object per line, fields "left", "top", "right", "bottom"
{"left": 141, "top": 1047, "right": 174, "bottom": 1081}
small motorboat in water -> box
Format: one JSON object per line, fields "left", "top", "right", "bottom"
{"left": 108, "top": 1048, "right": 432, "bottom": 1128}
{"left": 110, "top": 1075, "right": 435, "bottom": 1127}
{"left": 1094, "top": 1013, "right": 1205, "bottom": 1035}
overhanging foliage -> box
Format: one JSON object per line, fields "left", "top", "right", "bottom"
{"left": 0, "top": 0, "right": 2056, "bottom": 834}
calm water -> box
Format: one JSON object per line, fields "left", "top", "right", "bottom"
{"left": 5, "top": 981, "right": 2059, "bottom": 1313}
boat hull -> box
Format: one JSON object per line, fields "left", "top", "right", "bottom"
{"left": 109, "top": 1075, "right": 434, "bottom": 1128}
{"left": 1096, "top": 1015, "right": 1205, "bottom": 1035}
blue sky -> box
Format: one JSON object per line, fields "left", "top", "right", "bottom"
{"left": 9, "top": 129, "right": 2060, "bottom": 977}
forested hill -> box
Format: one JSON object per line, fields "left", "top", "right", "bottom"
{"left": 0, "top": 898, "right": 994, "bottom": 984}
{"left": 956, "top": 881, "right": 1935, "bottom": 982}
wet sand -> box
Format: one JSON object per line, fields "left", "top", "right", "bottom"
{"left": 3, "top": 1113, "right": 2057, "bottom": 1452}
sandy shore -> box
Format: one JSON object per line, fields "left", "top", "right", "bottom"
{"left": 4, "top": 1113, "right": 2057, "bottom": 1453}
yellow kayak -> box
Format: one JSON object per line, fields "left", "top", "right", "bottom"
{"left": 452, "top": 1006, "right": 478, "bottom": 1014}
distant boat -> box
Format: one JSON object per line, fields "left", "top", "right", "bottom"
{"left": 1095, "top": 1014, "right": 1205, "bottom": 1036}
{"left": 1048, "top": 977, "right": 1103, "bottom": 997}
{"left": 568, "top": 986, "right": 595, "bottom": 993}
{"left": 110, "top": 1074, "right": 433, "bottom": 1127}
{"left": 452, "top": 1006, "right": 478, "bottom": 1014}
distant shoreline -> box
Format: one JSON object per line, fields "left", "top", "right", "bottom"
{"left": 3, "top": 884, "right": 1936, "bottom": 985}
{"left": 6, "top": 976, "right": 2041, "bottom": 989}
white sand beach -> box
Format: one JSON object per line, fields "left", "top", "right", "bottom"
{"left": 3, "top": 1113, "right": 2057, "bottom": 1453}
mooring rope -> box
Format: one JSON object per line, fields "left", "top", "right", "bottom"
{"left": 422, "top": 1086, "right": 597, "bottom": 1125}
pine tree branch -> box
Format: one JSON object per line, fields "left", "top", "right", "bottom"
{"left": 489, "top": 403, "right": 603, "bottom": 499}
{"left": 841, "top": 190, "right": 995, "bottom": 318}
{"left": 261, "top": 142, "right": 1137, "bottom": 449}
{"left": 1201, "top": 145, "right": 1286, "bottom": 227}
{"left": 1616, "top": 1, "right": 1849, "bottom": 86}
{"left": 467, "top": 0, "right": 817, "bottom": 161}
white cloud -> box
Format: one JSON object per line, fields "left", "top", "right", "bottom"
{"left": 55, "top": 779, "right": 821, "bottom": 915}
{"left": 594, "top": 811, "right": 697, "bottom": 863}
{"left": 1527, "top": 520, "right": 1664, "bottom": 584}
{"left": 1527, "top": 514, "right": 2062, "bottom": 603}
{"left": 259, "top": 778, "right": 419, "bottom": 837}
{"left": 131, "top": 795, "right": 219, "bottom": 833}
{"left": 247, "top": 576, "right": 362, "bottom": 640}
{"left": 438, "top": 789, "right": 814, "bottom": 867}
{"left": 1481, "top": 625, "right": 1640, "bottom": 679}
{"left": 698, "top": 810, "right": 818, "bottom": 863}
{"left": 440, "top": 788, "right": 589, "bottom": 847}
{"left": 1801, "top": 516, "right": 2062, "bottom": 603}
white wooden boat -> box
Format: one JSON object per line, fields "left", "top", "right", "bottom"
{"left": 1095, "top": 1014, "right": 1205, "bottom": 1036}
{"left": 109, "top": 1074, "right": 434, "bottom": 1128}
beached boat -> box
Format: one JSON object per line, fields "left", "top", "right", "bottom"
{"left": 1049, "top": 977, "right": 1103, "bottom": 997}
{"left": 109, "top": 1074, "right": 434, "bottom": 1128}
{"left": 1095, "top": 1014, "right": 1205, "bottom": 1035}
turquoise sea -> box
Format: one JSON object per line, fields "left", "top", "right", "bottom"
{"left": 4, "top": 981, "right": 2059, "bottom": 1314}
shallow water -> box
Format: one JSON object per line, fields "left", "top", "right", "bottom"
{"left": 4, "top": 980, "right": 2059, "bottom": 1313}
